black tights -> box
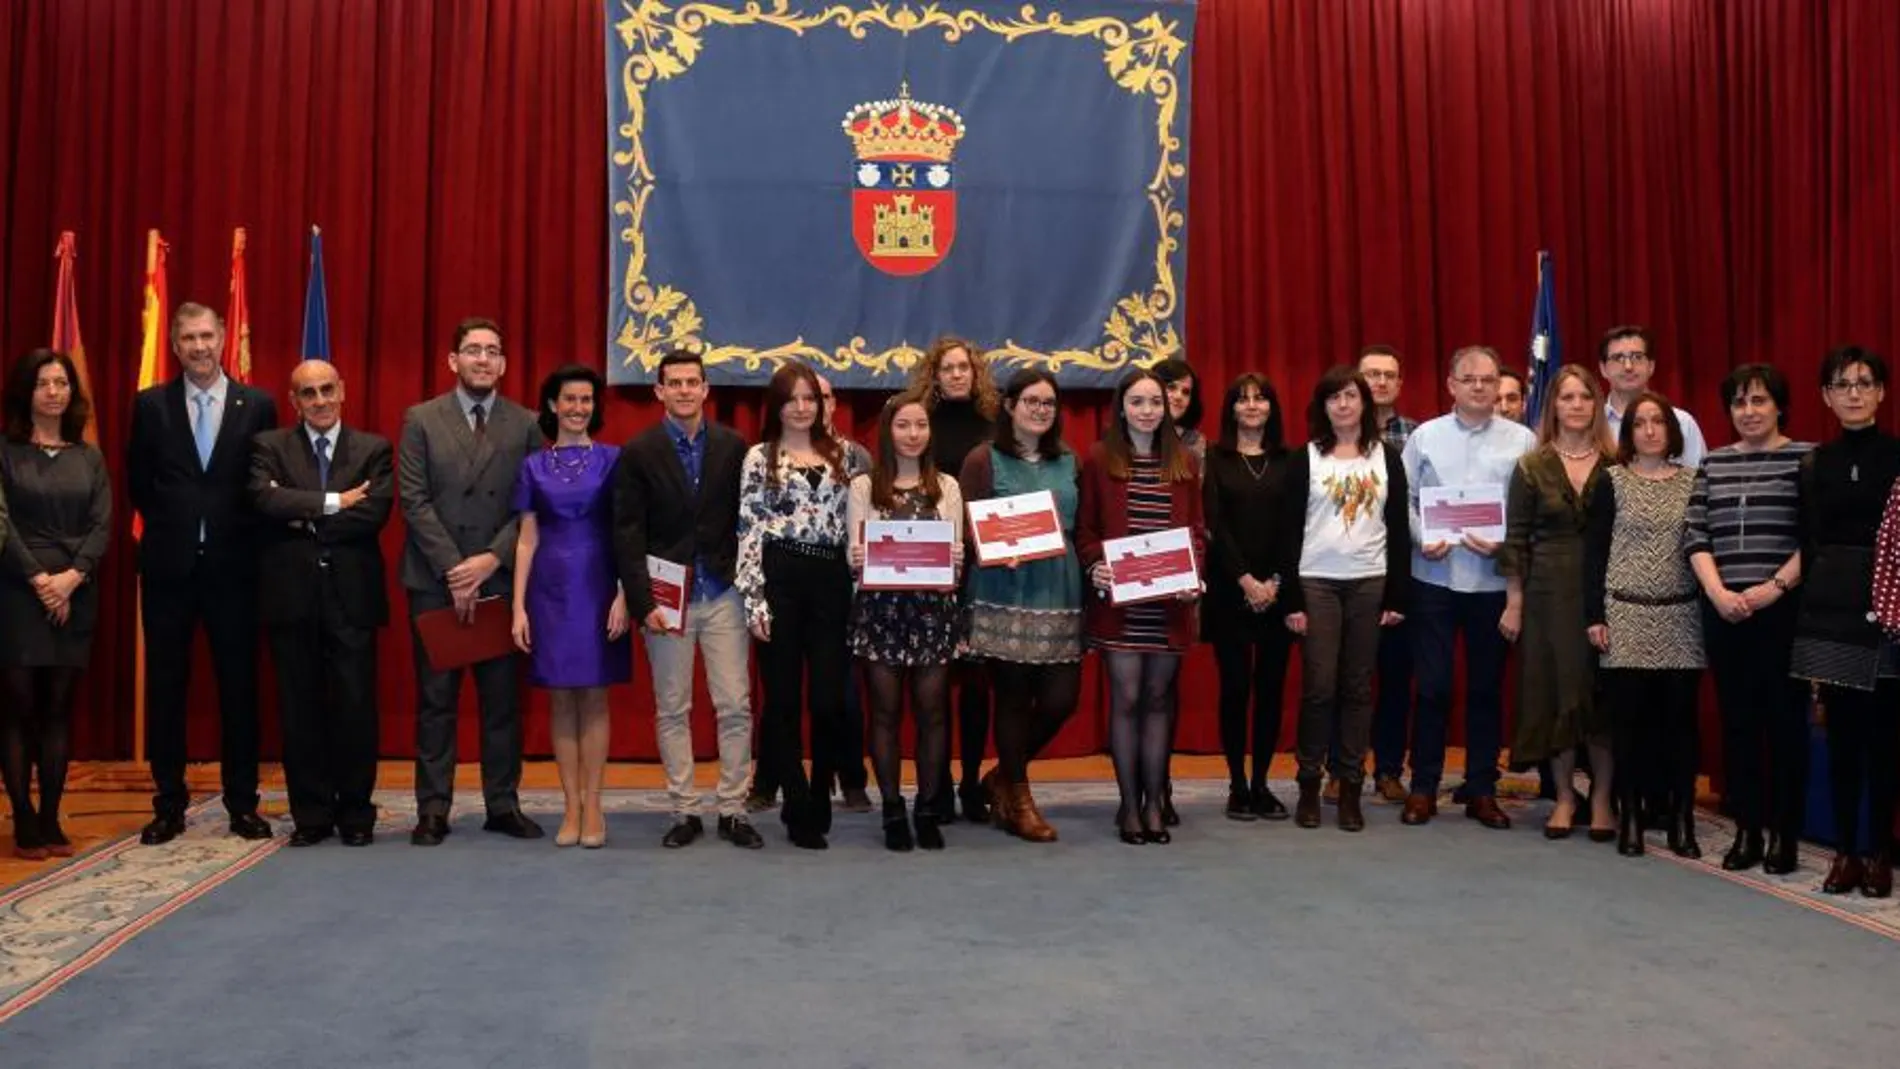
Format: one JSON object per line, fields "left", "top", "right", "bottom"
{"left": 1, "top": 667, "right": 79, "bottom": 830}
{"left": 1821, "top": 682, "right": 1900, "bottom": 856}
{"left": 1105, "top": 651, "right": 1181, "bottom": 826}
{"left": 990, "top": 660, "right": 1082, "bottom": 785}
{"left": 861, "top": 659, "right": 949, "bottom": 815}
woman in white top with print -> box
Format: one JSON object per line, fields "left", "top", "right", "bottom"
{"left": 1277, "top": 365, "right": 1411, "bottom": 832}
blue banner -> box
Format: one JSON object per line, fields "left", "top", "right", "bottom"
{"left": 604, "top": 0, "right": 1196, "bottom": 388}
{"left": 1525, "top": 250, "right": 1560, "bottom": 426}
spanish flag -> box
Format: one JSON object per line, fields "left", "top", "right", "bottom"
{"left": 133, "top": 229, "right": 169, "bottom": 539}
{"left": 50, "top": 231, "right": 98, "bottom": 444}
{"left": 224, "top": 228, "right": 252, "bottom": 383}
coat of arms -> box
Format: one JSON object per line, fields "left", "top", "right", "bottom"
{"left": 843, "top": 84, "right": 964, "bottom": 276}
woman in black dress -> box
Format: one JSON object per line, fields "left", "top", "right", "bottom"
{"left": 0, "top": 349, "right": 111, "bottom": 860}
{"left": 1202, "top": 373, "right": 1293, "bottom": 820}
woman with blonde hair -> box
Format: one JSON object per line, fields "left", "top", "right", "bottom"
{"left": 1500, "top": 365, "right": 1616, "bottom": 840}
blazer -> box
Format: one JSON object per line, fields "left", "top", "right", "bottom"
{"left": 250, "top": 425, "right": 396, "bottom": 628}
{"left": 127, "top": 377, "right": 280, "bottom": 582}
{"left": 396, "top": 391, "right": 541, "bottom": 596}
{"left": 1074, "top": 441, "right": 1207, "bottom": 649}
{"left": 613, "top": 418, "right": 746, "bottom": 618}
{"left": 1276, "top": 441, "right": 1411, "bottom": 615}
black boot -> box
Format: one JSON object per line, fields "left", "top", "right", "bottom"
{"left": 913, "top": 810, "right": 944, "bottom": 850}
{"left": 1617, "top": 798, "right": 1644, "bottom": 857}
{"left": 883, "top": 801, "right": 914, "bottom": 853}
{"left": 1721, "top": 827, "right": 1764, "bottom": 871}
{"left": 1671, "top": 801, "right": 1702, "bottom": 859}
{"left": 1762, "top": 830, "right": 1800, "bottom": 876}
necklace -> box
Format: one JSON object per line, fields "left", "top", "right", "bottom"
{"left": 547, "top": 442, "right": 593, "bottom": 483}
{"left": 1241, "top": 452, "right": 1269, "bottom": 480}
{"left": 1555, "top": 443, "right": 1596, "bottom": 461}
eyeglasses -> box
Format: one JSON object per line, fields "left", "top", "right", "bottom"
{"left": 1360, "top": 369, "right": 1400, "bottom": 382}
{"left": 1015, "top": 397, "right": 1058, "bottom": 412}
{"left": 1828, "top": 379, "right": 1879, "bottom": 395}
{"left": 1453, "top": 375, "right": 1500, "bottom": 388}
{"left": 457, "top": 344, "right": 504, "bottom": 358}
{"left": 1604, "top": 352, "right": 1651, "bottom": 367}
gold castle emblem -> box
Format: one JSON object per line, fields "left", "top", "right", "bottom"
{"left": 873, "top": 195, "right": 935, "bottom": 257}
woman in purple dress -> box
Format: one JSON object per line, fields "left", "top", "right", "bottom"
{"left": 511, "top": 365, "right": 630, "bottom": 849}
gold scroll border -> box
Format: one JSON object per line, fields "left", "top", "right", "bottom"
{"left": 610, "top": 0, "right": 1189, "bottom": 381}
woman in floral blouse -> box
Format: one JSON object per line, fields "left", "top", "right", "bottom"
{"left": 737, "top": 363, "right": 855, "bottom": 850}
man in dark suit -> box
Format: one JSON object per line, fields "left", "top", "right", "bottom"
{"left": 397, "top": 317, "right": 543, "bottom": 846}
{"left": 614, "top": 348, "right": 761, "bottom": 849}
{"left": 127, "top": 302, "right": 280, "bottom": 844}
{"left": 250, "top": 360, "right": 395, "bottom": 847}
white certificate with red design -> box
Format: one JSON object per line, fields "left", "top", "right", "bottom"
{"left": 1103, "top": 527, "right": 1199, "bottom": 606}
{"left": 967, "top": 490, "right": 1066, "bottom": 565}
{"left": 646, "top": 555, "right": 690, "bottom": 633}
{"left": 861, "top": 520, "right": 957, "bottom": 591}
{"left": 1420, "top": 484, "right": 1507, "bottom": 545}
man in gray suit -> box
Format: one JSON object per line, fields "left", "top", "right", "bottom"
{"left": 398, "top": 317, "right": 544, "bottom": 846}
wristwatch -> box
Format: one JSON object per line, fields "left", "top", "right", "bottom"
{"left": 1771, "top": 575, "right": 1791, "bottom": 593}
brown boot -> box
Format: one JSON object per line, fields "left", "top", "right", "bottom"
{"left": 1295, "top": 780, "right": 1322, "bottom": 829}
{"left": 1862, "top": 852, "right": 1893, "bottom": 898}
{"left": 1338, "top": 786, "right": 1366, "bottom": 832}
{"left": 1009, "top": 782, "right": 1059, "bottom": 843}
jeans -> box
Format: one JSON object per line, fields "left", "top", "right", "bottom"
{"left": 1407, "top": 581, "right": 1507, "bottom": 797}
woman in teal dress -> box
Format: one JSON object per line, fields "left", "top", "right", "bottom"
{"left": 959, "top": 369, "right": 1083, "bottom": 843}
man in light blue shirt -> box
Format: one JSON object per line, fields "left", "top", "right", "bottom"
{"left": 1397, "top": 345, "right": 1536, "bottom": 828}
{"left": 1601, "top": 325, "right": 1706, "bottom": 466}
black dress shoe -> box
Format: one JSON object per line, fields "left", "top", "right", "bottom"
{"left": 483, "top": 811, "right": 545, "bottom": 839}
{"left": 1251, "top": 787, "right": 1290, "bottom": 821}
{"left": 410, "top": 814, "right": 450, "bottom": 847}
{"left": 717, "top": 815, "right": 764, "bottom": 849}
{"left": 663, "top": 815, "right": 705, "bottom": 848}
{"left": 1762, "top": 832, "right": 1799, "bottom": 876}
{"left": 229, "top": 812, "right": 274, "bottom": 840}
{"left": 1721, "top": 828, "right": 1764, "bottom": 871}
{"left": 1225, "top": 787, "right": 1257, "bottom": 821}
{"left": 140, "top": 813, "right": 187, "bottom": 846}
{"left": 1161, "top": 789, "right": 1181, "bottom": 828}
{"left": 287, "top": 826, "right": 333, "bottom": 848}
{"left": 788, "top": 827, "right": 828, "bottom": 850}
{"left": 339, "top": 828, "right": 374, "bottom": 847}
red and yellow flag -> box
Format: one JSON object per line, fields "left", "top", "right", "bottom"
{"left": 224, "top": 227, "right": 252, "bottom": 383}
{"left": 50, "top": 231, "right": 98, "bottom": 444}
{"left": 133, "top": 229, "right": 170, "bottom": 541}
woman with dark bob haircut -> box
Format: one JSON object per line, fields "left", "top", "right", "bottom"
{"left": 0, "top": 349, "right": 111, "bottom": 860}
{"left": 510, "top": 363, "right": 628, "bottom": 848}
{"left": 1685, "top": 361, "right": 1811, "bottom": 876}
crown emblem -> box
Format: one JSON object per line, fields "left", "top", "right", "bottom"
{"left": 841, "top": 83, "right": 966, "bottom": 163}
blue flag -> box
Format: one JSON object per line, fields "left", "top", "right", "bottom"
{"left": 603, "top": 0, "right": 1197, "bottom": 388}
{"left": 1525, "top": 251, "right": 1560, "bottom": 426}
{"left": 301, "top": 228, "right": 331, "bottom": 362}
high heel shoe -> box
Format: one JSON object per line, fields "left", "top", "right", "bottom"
{"left": 1821, "top": 853, "right": 1864, "bottom": 895}
{"left": 38, "top": 813, "right": 74, "bottom": 858}
{"left": 883, "top": 801, "right": 915, "bottom": 853}
{"left": 1721, "top": 827, "right": 1764, "bottom": 871}
{"left": 1118, "top": 806, "right": 1145, "bottom": 846}
{"left": 1140, "top": 804, "right": 1171, "bottom": 845}
{"left": 1616, "top": 803, "right": 1644, "bottom": 857}
{"left": 555, "top": 811, "right": 582, "bottom": 848}
{"left": 578, "top": 796, "right": 607, "bottom": 849}
{"left": 1862, "top": 851, "right": 1892, "bottom": 898}
{"left": 1761, "top": 831, "right": 1799, "bottom": 876}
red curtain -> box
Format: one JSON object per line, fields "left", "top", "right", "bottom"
{"left": 1, "top": 0, "right": 1896, "bottom": 764}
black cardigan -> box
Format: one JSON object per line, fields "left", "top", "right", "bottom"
{"left": 1275, "top": 442, "right": 1411, "bottom": 615}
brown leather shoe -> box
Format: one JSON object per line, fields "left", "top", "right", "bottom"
{"left": 1008, "top": 782, "right": 1058, "bottom": 843}
{"left": 1821, "top": 853, "right": 1865, "bottom": 895}
{"left": 1375, "top": 774, "right": 1408, "bottom": 805}
{"left": 1400, "top": 793, "right": 1437, "bottom": 826}
{"left": 1465, "top": 796, "right": 1512, "bottom": 830}
{"left": 1337, "top": 788, "right": 1366, "bottom": 832}
{"left": 1295, "top": 781, "right": 1322, "bottom": 828}
{"left": 1321, "top": 778, "right": 1340, "bottom": 805}
{"left": 1862, "top": 854, "right": 1892, "bottom": 898}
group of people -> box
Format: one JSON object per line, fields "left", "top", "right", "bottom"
{"left": 0, "top": 308, "right": 1895, "bottom": 898}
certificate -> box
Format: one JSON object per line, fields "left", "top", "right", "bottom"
{"left": 967, "top": 490, "right": 1067, "bottom": 565}
{"left": 1420, "top": 484, "right": 1507, "bottom": 545}
{"left": 646, "top": 555, "right": 690, "bottom": 633}
{"left": 1103, "top": 527, "right": 1200, "bottom": 606}
{"left": 861, "top": 520, "right": 957, "bottom": 591}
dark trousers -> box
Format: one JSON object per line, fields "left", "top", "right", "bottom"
{"left": 271, "top": 574, "right": 380, "bottom": 833}
{"left": 1604, "top": 667, "right": 1700, "bottom": 814}
{"left": 408, "top": 588, "right": 522, "bottom": 817}
{"left": 1295, "top": 577, "right": 1385, "bottom": 787}
{"left": 1408, "top": 582, "right": 1507, "bottom": 797}
{"left": 1213, "top": 626, "right": 1291, "bottom": 790}
{"left": 143, "top": 559, "right": 262, "bottom": 817}
{"left": 760, "top": 645, "right": 869, "bottom": 799}
{"left": 1820, "top": 681, "right": 1900, "bottom": 855}
{"left": 758, "top": 547, "right": 850, "bottom": 834}
{"left": 1706, "top": 598, "right": 1807, "bottom": 836}
{"left": 1371, "top": 617, "right": 1413, "bottom": 780}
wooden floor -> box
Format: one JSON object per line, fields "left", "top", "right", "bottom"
{"left": 0, "top": 755, "right": 1247, "bottom": 891}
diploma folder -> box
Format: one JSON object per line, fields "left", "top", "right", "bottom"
{"left": 414, "top": 596, "right": 517, "bottom": 672}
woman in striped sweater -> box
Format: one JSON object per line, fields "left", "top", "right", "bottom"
{"left": 1684, "top": 363, "right": 1811, "bottom": 876}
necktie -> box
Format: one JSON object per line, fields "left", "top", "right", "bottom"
{"left": 471, "top": 402, "right": 487, "bottom": 441}
{"left": 193, "top": 392, "right": 216, "bottom": 467}
{"left": 314, "top": 435, "right": 332, "bottom": 488}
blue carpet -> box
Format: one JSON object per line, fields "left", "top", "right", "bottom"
{"left": 2, "top": 782, "right": 1897, "bottom": 1069}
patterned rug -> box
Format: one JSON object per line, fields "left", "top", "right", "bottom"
{"left": 3, "top": 777, "right": 1895, "bottom": 1025}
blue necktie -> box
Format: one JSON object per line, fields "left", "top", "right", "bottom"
{"left": 314, "top": 435, "right": 332, "bottom": 488}
{"left": 192, "top": 392, "right": 216, "bottom": 468}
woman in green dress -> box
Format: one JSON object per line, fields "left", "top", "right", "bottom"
{"left": 1500, "top": 365, "right": 1615, "bottom": 840}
